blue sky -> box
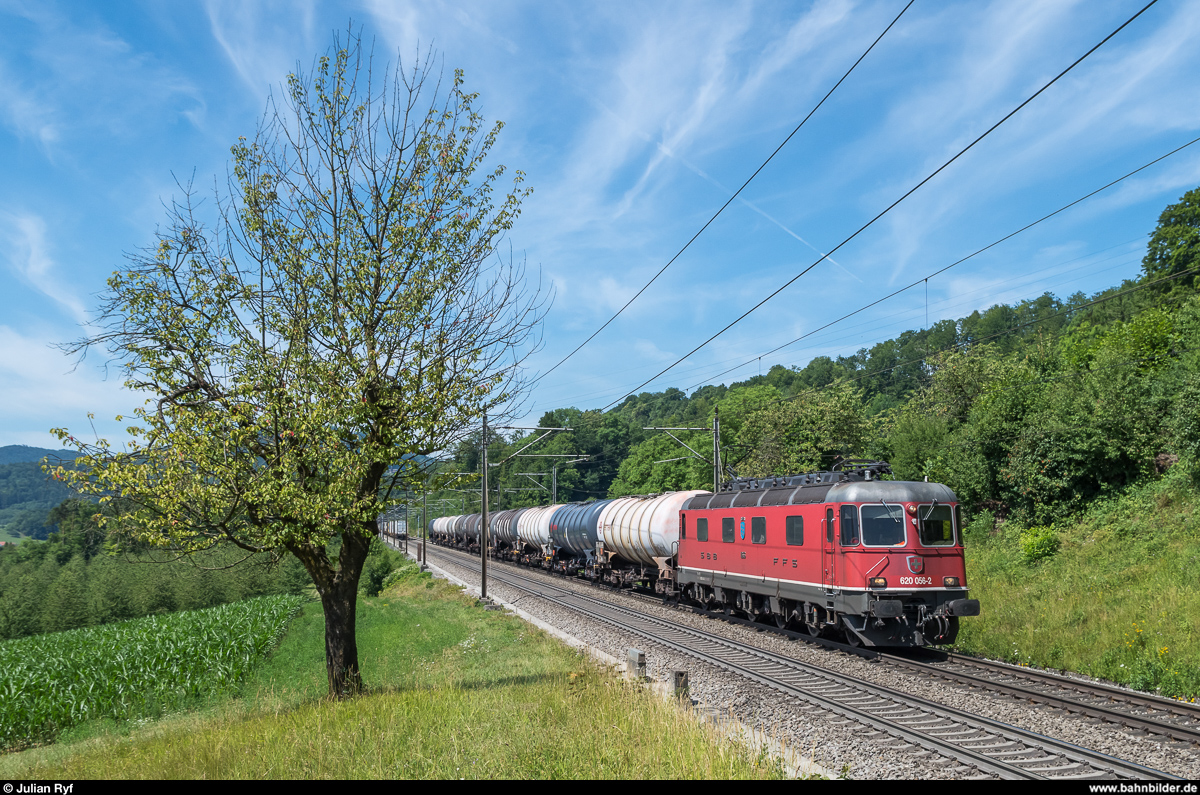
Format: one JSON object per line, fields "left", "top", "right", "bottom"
{"left": 2, "top": 0, "right": 1199, "bottom": 450}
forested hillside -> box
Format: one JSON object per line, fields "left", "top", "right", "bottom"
{"left": 432, "top": 187, "right": 1200, "bottom": 537}
{"left": 0, "top": 447, "right": 82, "bottom": 541}
{"left": 0, "top": 498, "right": 309, "bottom": 639}
{"left": 0, "top": 463, "right": 75, "bottom": 541}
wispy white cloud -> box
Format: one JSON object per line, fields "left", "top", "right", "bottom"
{"left": 0, "top": 62, "right": 59, "bottom": 150}
{"left": 204, "top": 0, "right": 320, "bottom": 99}
{"left": 0, "top": 211, "right": 89, "bottom": 325}
{"left": 0, "top": 324, "right": 137, "bottom": 447}
{"left": 1079, "top": 153, "right": 1200, "bottom": 218}
{"left": 0, "top": 2, "right": 206, "bottom": 156}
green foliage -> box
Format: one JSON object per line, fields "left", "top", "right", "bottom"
{"left": 3, "top": 567, "right": 778, "bottom": 779}
{"left": 956, "top": 464, "right": 1200, "bottom": 698}
{"left": 962, "top": 509, "right": 994, "bottom": 545}
{"left": 0, "top": 461, "right": 75, "bottom": 541}
{"left": 1018, "top": 525, "right": 1059, "bottom": 562}
{"left": 359, "top": 538, "right": 405, "bottom": 597}
{"left": 0, "top": 594, "right": 303, "bottom": 750}
{"left": 1142, "top": 186, "right": 1200, "bottom": 292}
{"left": 47, "top": 36, "right": 544, "bottom": 696}
{"left": 0, "top": 524, "right": 308, "bottom": 641}
{"left": 879, "top": 413, "right": 948, "bottom": 482}
{"left": 734, "top": 382, "right": 871, "bottom": 477}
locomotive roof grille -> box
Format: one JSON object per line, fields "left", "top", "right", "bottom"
{"left": 719, "top": 460, "right": 893, "bottom": 493}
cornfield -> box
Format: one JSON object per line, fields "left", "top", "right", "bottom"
{"left": 0, "top": 594, "right": 303, "bottom": 750}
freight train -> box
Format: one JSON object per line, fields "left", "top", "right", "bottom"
{"left": 396, "top": 461, "right": 979, "bottom": 647}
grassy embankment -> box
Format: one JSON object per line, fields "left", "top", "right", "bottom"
{"left": 955, "top": 464, "right": 1200, "bottom": 700}
{"left": 2, "top": 560, "right": 788, "bottom": 779}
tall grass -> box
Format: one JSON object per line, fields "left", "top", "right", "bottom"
{"left": 5, "top": 562, "right": 786, "bottom": 779}
{"left": 955, "top": 466, "right": 1200, "bottom": 700}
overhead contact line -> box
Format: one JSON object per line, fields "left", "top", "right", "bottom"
{"left": 601, "top": 0, "right": 1162, "bottom": 412}
{"left": 532, "top": 1, "right": 916, "bottom": 386}
{"left": 685, "top": 132, "right": 1200, "bottom": 392}
{"left": 770, "top": 261, "right": 1200, "bottom": 410}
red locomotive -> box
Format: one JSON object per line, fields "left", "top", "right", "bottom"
{"left": 677, "top": 461, "right": 979, "bottom": 646}
{"left": 412, "top": 461, "right": 979, "bottom": 647}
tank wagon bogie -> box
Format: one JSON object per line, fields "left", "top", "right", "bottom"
{"left": 416, "top": 462, "right": 978, "bottom": 648}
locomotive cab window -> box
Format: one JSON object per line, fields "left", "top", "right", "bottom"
{"left": 838, "top": 505, "right": 859, "bottom": 546}
{"left": 919, "top": 504, "right": 955, "bottom": 546}
{"left": 696, "top": 517, "right": 709, "bottom": 542}
{"left": 860, "top": 503, "right": 906, "bottom": 547}
{"left": 722, "top": 517, "right": 735, "bottom": 543}
{"left": 785, "top": 515, "right": 803, "bottom": 546}
{"left": 680, "top": 513, "right": 686, "bottom": 540}
{"left": 751, "top": 516, "right": 766, "bottom": 545}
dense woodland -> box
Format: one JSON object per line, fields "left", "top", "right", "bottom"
{"left": 0, "top": 498, "right": 308, "bottom": 639}
{"left": 0, "top": 447, "right": 78, "bottom": 540}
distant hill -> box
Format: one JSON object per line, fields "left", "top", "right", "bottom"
{"left": 0, "top": 445, "right": 81, "bottom": 465}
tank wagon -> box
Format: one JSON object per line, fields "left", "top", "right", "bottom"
{"left": 423, "top": 462, "right": 978, "bottom": 647}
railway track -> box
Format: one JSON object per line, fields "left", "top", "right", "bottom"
{"left": 878, "top": 650, "right": 1200, "bottom": 746}
{"left": 421, "top": 543, "right": 1184, "bottom": 781}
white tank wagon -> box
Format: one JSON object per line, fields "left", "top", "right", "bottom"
{"left": 428, "top": 516, "right": 449, "bottom": 541}
{"left": 598, "top": 490, "right": 711, "bottom": 591}
{"left": 517, "top": 504, "right": 565, "bottom": 559}
{"left": 488, "top": 507, "right": 528, "bottom": 555}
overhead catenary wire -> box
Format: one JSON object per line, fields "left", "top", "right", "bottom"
{"left": 531, "top": 1, "right": 916, "bottom": 387}
{"left": 527, "top": 236, "right": 1146, "bottom": 413}
{"left": 600, "top": 0, "right": 1161, "bottom": 412}
{"left": 684, "top": 132, "right": 1200, "bottom": 392}
{"left": 715, "top": 280, "right": 1200, "bottom": 472}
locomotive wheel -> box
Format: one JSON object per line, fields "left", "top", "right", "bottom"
{"left": 803, "top": 607, "right": 822, "bottom": 637}
{"left": 773, "top": 613, "right": 788, "bottom": 629}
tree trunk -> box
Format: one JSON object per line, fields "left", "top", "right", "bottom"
{"left": 288, "top": 528, "right": 371, "bottom": 698}
{"left": 319, "top": 576, "right": 363, "bottom": 697}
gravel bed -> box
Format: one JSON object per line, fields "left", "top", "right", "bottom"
{"left": 417, "top": 546, "right": 1200, "bottom": 779}
{"left": 417, "top": 547, "right": 986, "bottom": 779}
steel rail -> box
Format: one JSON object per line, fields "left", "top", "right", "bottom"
{"left": 876, "top": 651, "right": 1200, "bottom": 745}
{"left": 423, "top": 544, "right": 1182, "bottom": 781}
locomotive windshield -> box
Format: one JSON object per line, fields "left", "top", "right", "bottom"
{"left": 919, "top": 504, "right": 956, "bottom": 546}
{"left": 860, "top": 504, "right": 906, "bottom": 546}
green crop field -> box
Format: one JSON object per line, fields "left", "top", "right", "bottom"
{"left": 0, "top": 594, "right": 303, "bottom": 750}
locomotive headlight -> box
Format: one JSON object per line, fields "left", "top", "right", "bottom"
{"left": 943, "top": 576, "right": 960, "bottom": 587}
{"left": 868, "top": 577, "right": 887, "bottom": 589}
